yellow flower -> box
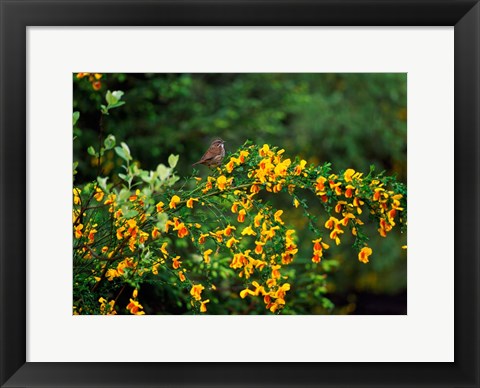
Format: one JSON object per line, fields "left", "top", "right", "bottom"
{"left": 241, "top": 226, "right": 257, "bottom": 236}
{"left": 226, "top": 237, "right": 239, "bottom": 248}
{"left": 104, "top": 193, "right": 116, "bottom": 205}
{"left": 358, "top": 246, "right": 373, "bottom": 263}
{"left": 259, "top": 144, "right": 272, "bottom": 157}
{"left": 73, "top": 188, "right": 81, "bottom": 205}
{"left": 225, "top": 158, "right": 237, "bottom": 173}
{"left": 402, "top": 245, "right": 407, "bottom": 250}
{"left": 117, "top": 226, "right": 125, "bottom": 240}
{"left": 156, "top": 201, "right": 165, "bottom": 212}
{"left": 294, "top": 160, "right": 307, "bottom": 175}
{"left": 200, "top": 299, "right": 210, "bottom": 313}
{"left": 238, "top": 150, "right": 249, "bottom": 163}
{"left": 216, "top": 175, "right": 230, "bottom": 191}
{"left": 293, "top": 198, "right": 300, "bottom": 208}
{"left": 324, "top": 216, "right": 339, "bottom": 230}
{"left": 133, "top": 288, "right": 138, "bottom": 298}
{"left": 160, "top": 242, "right": 168, "bottom": 256}
{"left": 329, "top": 228, "right": 344, "bottom": 245}
{"left": 190, "top": 284, "right": 205, "bottom": 301}
{"left": 344, "top": 168, "right": 355, "bottom": 182}
{"left": 74, "top": 224, "right": 83, "bottom": 239}
{"left": 240, "top": 288, "right": 255, "bottom": 298}
{"left": 203, "top": 249, "right": 213, "bottom": 264}
{"left": 273, "top": 158, "right": 291, "bottom": 177}
{"left": 198, "top": 233, "right": 209, "bottom": 244}
{"left": 254, "top": 212, "right": 264, "bottom": 227}
{"left": 231, "top": 202, "right": 239, "bottom": 213}
{"left": 169, "top": 195, "right": 181, "bottom": 209}
{"left": 186, "top": 197, "right": 198, "bottom": 208}
{"left": 87, "top": 228, "right": 97, "bottom": 244}
{"left": 274, "top": 210, "right": 284, "bottom": 225}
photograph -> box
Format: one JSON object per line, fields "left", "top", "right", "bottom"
{"left": 72, "top": 73, "right": 407, "bottom": 315}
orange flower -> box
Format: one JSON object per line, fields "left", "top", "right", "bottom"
{"left": 250, "top": 184, "right": 260, "bottom": 194}
{"left": 186, "top": 197, "right": 198, "bottom": 209}
{"left": 237, "top": 209, "right": 246, "bottom": 223}
{"left": 315, "top": 176, "right": 327, "bottom": 192}
{"left": 126, "top": 299, "right": 145, "bottom": 315}
{"left": 294, "top": 160, "right": 307, "bottom": 175}
{"left": 152, "top": 227, "right": 160, "bottom": 239}
{"left": 176, "top": 223, "right": 189, "bottom": 238}
{"left": 178, "top": 271, "right": 186, "bottom": 282}
{"left": 224, "top": 225, "right": 236, "bottom": 236}
{"left": 172, "top": 256, "right": 182, "bottom": 269}
{"left": 255, "top": 241, "right": 265, "bottom": 255}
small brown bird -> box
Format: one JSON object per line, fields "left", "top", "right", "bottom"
{"left": 192, "top": 138, "right": 226, "bottom": 168}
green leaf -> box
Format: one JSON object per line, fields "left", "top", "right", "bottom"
{"left": 97, "top": 176, "right": 108, "bottom": 192}
{"left": 121, "top": 142, "right": 131, "bottom": 160}
{"left": 139, "top": 171, "right": 152, "bottom": 183}
{"left": 108, "top": 101, "right": 125, "bottom": 109}
{"left": 123, "top": 209, "right": 138, "bottom": 219}
{"left": 157, "top": 164, "right": 170, "bottom": 181}
{"left": 87, "top": 146, "right": 96, "bottom": 156}
{"left": 104, "top": 134, "right": 116, "bottom": 150}
{"left": 118, "top": 188, "right": 131, "bottom": 202}
{"left": 100, "top": 105, "right": 109, "bottom": 115}
{"left": 167, "top": 175, "right": 180, "bottom": 186}
{"left": 72, "top": 111, "right": 80, "bottom": 126}
{"left": 115, "top": 146, "right": 131, "bottom": 162}
{"left": 157, "top": 212, "right": 169, "bottom": 230}
{"left": 111, "top": 90, "right": 124, "bottom": 101}
{"left": 105, "top": 90, "right": 115, "bottom": 105}
{"left": 168, "top": 154, "right": 179, "bottom": 169}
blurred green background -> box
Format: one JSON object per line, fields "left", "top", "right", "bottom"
{"left": 74, "top": 73, "right": 407, "bottom": 314}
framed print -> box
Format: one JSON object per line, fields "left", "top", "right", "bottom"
{"left": 1, "top": 1, "right": 479, "bottom": 387}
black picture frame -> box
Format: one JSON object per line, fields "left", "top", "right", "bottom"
{"left": 1, "top": 1, "right": 478, "bottom": 387}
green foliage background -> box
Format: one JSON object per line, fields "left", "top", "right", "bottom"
{"left": 74, "top": 73, "right": 407, "bottom": 314}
